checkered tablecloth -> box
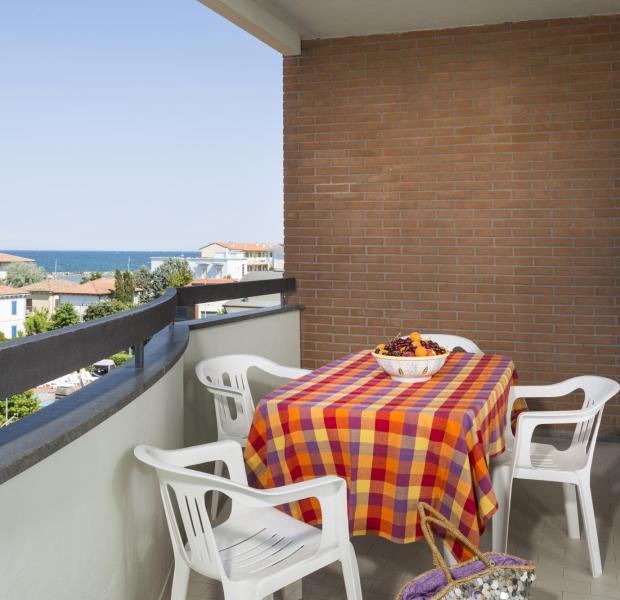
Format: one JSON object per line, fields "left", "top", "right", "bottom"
{"left": 245, "top": 351, "right": 520, "bottom": 557}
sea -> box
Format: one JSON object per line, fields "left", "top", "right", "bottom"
{"left": 2, "top": 250, "right": 200, "bottom": 279}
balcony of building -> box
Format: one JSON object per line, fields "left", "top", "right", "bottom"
{"left": 1, "top": 1, "right": 619, "bottom": 599}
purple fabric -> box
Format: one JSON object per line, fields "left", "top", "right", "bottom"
{"left": 399, "top": 554, "right": 530, "bottom": 600}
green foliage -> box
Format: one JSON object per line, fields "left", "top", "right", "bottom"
{"left": 0, "top": 331, "right": 7, "bottom": 342}
{"left": 80, "top": 271, "right": 102, "bottom": 284}
{"left": 5, "top": 262, "right": 46, "bottom": 287}
{"left": 113, "top": 269, "right": 135, "bottom": 304}
{"left": 109, "top": 352, "right": 132, "bottom": 366}
{"left": 134, "top": 266, "right": 152, "bottom": 291}
{"left": 25, "top": 309, "right": 51, "bottom": 335}
{"left": 50, "top": 303, "right": 80, "bottom": 330}
{"left": 83, "top": 299, "right": 131, "bottom": 321}
{"left": 0, "top": 390, "right": 40, "bottom": 427}
{"left": 139, "top": 258, "right": 193, "bottom": 302}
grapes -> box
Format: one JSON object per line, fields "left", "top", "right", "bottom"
{"left": 374, "top": 334, "right": 447, "bottom": 357}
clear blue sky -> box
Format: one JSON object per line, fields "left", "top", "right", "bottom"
{"left": 0, "top": 0, "right": 283, "bottom": 250}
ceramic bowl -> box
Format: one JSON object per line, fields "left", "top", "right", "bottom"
{"left": 371, "top": 350, "right": 449, "bottom": 383}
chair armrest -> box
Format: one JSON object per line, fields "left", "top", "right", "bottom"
{"left": 513, "top": 405, "right": 601, "bottom": 469}
{"left": 512, "top": 378, "right": 584, "bottom": 399}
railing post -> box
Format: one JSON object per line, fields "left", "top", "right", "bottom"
{"left": 134, "top": 341, "right": 145, "bottom": 369}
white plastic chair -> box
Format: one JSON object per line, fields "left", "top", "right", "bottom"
{"left": 195, "top": 355, "right": 310, "bottom": 447}
{"left": 195, "top": 355, "right": 310, "bottom": 515}
{"left": 134, "top": 441, "right": 362, "bottom": 600}
{"left": 420, "top": 333, "right": 482, "bottom": 353}
{"left": 492, "top": 376, "right": 619, "bottom": 577}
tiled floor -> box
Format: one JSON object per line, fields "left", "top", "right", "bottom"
{"left": 168, "top": 441, "right": 620, "bottom": 600}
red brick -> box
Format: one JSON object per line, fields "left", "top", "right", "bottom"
{"left": 284, "top": 16, "right": 620, "bottom": 430}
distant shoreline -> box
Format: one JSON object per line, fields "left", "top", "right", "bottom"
{"left": 1, "top": 249, "right": 200, "bottom": 274}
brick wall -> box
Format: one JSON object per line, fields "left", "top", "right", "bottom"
{"left": 283, "top": 16, "right": 620, "bottom": 432}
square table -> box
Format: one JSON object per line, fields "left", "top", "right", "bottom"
{"left": 244, "top": 350, "right": 521, "bottom": 558}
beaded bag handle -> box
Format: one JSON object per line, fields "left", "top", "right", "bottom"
{"left": 417, "top": 502, "right": 493, "bottom": 582}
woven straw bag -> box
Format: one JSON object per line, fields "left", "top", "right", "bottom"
{"left": 397, "top": 503, "right": 536, "bottom": 600}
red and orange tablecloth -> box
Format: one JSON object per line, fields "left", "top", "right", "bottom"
{"left": 245, "top": 351, "right": 522, "bottom": 557}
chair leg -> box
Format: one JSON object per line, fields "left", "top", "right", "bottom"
{"left": 281, "top": 580, "right": 302, "bottom": 600}
{"left": 577, "top": 481, "right": 602, "bottom": 577}
{"left": 211, "top": 460, "right": 224, "bottom": 517}
{"left": 492, "top": 464, "right": 511, "bottom": 553}
{"left": 563, "top": 482, "right": 580, "bottom": 540}
{"left": 501, "top": 478, "right": 514, "bottom": 554}
{"left": 341, "top": 544, "right": 363, "bottom": 600}
{"left": 170, "top": 558, "right": 191, "bottom": 600}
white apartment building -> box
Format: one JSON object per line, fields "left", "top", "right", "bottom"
{"left": 0, "top": 285, "right": 28, "bottom": 339}
{"left": 150, "top": 242, "right": 284, "bottom": 282}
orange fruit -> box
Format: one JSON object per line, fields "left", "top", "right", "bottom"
{"left": 409, "top": 331, "right": 421, "bottom": 341}
{"left": 415, "top": 346, "right": 427, "bottom": 357}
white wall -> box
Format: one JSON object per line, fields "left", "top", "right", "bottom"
{"left": 0, "top": 360, "right": 184, "bottom": 600}
{"left": 58, "top": 293, "right": 108, "bottom": 319}
{"left": 183, "top": 309, "right": 301, "bottom": 446}
{"left": 0, "top": 295, "right": 26, "bottom": 338}
{"left": 150, "top": 255, "right": 248, "bottom": 281}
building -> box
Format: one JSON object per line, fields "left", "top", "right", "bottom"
{"left": 151, "top": 242, "right": 284, "bottom": 282}
{"left": 0, "top": 252, "right": 35, "bottom": 281}
{"left": 0, "top": 285, "right": 28, "bottom": 339}
{"left": 200, "top": 242, "right": 281, "bottom": 273}
{"left": 21, "top": 277, "right": 138, "bottom": 320}
{"left": 1, "top": 5, "right": 619, "bottom": 600}
{"left": 20, "top": 279, "right": 82, "bottom": 314}
{"left": 223, "top": 271, "right": 283, "bottom": 313}
{"left": 186, "top": 278, "right": 237, "bottom": 318}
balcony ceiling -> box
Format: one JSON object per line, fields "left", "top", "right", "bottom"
{"left": 199, "top": 0, "right": 620, "bottom": 55}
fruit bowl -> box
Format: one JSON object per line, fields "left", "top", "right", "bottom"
{"left": 371, "top": 332, "right": 449, "bottom": 383}
{"left": 372, "top": 351, "right": 449, "bottom": 383}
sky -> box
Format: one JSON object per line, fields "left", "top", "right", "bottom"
{"left": 0, "top": 0, "right": 283, "bottom": 251}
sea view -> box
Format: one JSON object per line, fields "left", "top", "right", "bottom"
{"left": 2, "top": 250, "right": 200, "bottom": 274}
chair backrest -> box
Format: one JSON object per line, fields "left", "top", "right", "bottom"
{"left": 195, "top": 355, "right": 260, "bottom": 443}
{"left": 569, "top": 376, "right": 619, "bottom": 461}
{"left": 421, "top": 333, "right": 482, "bottom": 353}
{"left": 134, "top": 443, "right": 248, "bottom": 581}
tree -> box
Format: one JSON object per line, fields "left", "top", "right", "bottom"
{"left": 0, "top": 390, "right": 40, "bottom": 427}
{"left": 134, "top": 266, "right": 152, "bottom": 290}
{"left": 0, "top": 331, "right": 6, "bottom": 342}
{"left": 5, "top": 263, "right": 46, "bottom": 287}
{"left": 83, "top": 299, "right": 130, "bottom": 321}
{"left": 25, "top": 309, "right": 51, "bottom": 335}
{"left": 50, "top": 303, "right": 80, "bottom": 330}
{"left": 122, "top": 271, "right": 135, "bottom": 303}
{"left": 113, "top": 269, "right": 135, "bottom": 304}
{"left": 80, "top": 271, "right": 102, "bottom": 284}
{"left": 139, "top": 258, "right": 193, "bottom": 303}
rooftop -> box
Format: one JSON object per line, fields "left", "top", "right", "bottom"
{"left": 0, "top": 252, "right": 34, "bottom": 264}
{"left": 202, "top": 241, "right": 276, "bottom": 252}
{"left": 0, "top": 285, "right": 29, "bottom": 297}
{"left": 20, "top": 279, "right": 82, "bottom": 294}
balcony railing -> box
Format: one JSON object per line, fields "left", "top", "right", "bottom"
{"left": 0, "top": 278, "right": 297, "bottom": 485}
{"left": 0, "top": 277, "right": 296, "bottom": 401}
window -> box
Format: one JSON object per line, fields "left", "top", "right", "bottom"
{"left": 11, "top": 300, "right": 17, "bottom": 315}
{"left": 11, "top": 325, "right": 17, "bottom": 338}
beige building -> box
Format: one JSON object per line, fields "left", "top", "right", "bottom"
{"left": 20, "top": 279, "right": 82, "bottom": 314}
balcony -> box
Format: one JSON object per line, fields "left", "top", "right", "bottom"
{"left": 2, "top": 2, "right": 619, "bottom": 599}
